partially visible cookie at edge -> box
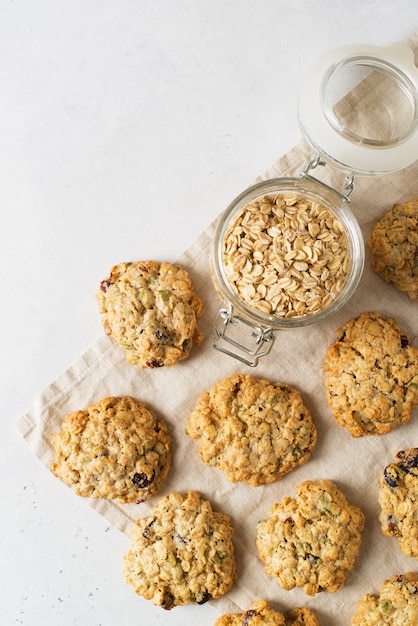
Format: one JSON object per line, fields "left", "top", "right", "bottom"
{"left": 324, "top": 311, "right": 418, "bottom": 437}
{"left": 256, "top": 479, "right": 365, "bottom": 596}
{"left": 285, "top": 608, "right": 321, "bottom": 626}
{"left": 51, "top": 396, "right": 171, "bottom": 504}
{"left": 378, "top": 447, "right": 418, "bottom": 559}
{"left": 213, "top": 600, "right": 321, "bottom": 625}
{"left": 96, "top": 260, "right": 204, "bottom": 368}
{"left": 123, "top": 490, "right": 235, "bottom": 609}
{"left": 351, "top": 572, "right": 418, "bottom": 625}
{"left": 186, "top": 374, "right": 317, "bottom": 486}
{"left": 368, "top": 199, "right": 418, "bottom": 300}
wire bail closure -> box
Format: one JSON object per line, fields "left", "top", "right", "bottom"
{"left": 212, "top": 306, "right": 275, "bottom": 367}
{"left": 301, "top": 152, "right": 356, "bottom": 202}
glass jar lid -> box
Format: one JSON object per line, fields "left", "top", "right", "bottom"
{"left": 298, "top": 43, "right": 418, "bottom": 174}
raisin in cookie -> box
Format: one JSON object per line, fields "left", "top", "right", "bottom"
{"left": 368, "top": 199, "right": 418, "bottom": 300}
{"left": 324, "top": 311, "right": 418, "bottom": 437}
{"left": 124, "top": 491, "right": 235, "bottom": 609}
{"left": 214, "top": 600, "right": 321, "bottom": 625}
{"left": 351, "top": 572, "right": 418, "bottom": 625}
{"left": 256, "top": 479, "right": 364, "bottom": 596}
{"left": 186, "top": 374, "right": 317, "bottom": 486}
{"left": 97, "top": 260, "right": 204, "bottom": 368}
{"left": 378, "top": 448, "right": 418, "bottom": 559}
{"left": 51, "top": 396, "right": 171, "bottom": 504}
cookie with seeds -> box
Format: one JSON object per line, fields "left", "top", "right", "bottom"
{"left": 123, "top": 491, "right": 235, "bottom": 609}
{"left": 51, "top": 396, "right": 171, "bottom": 504}
{"left": 351, "top": 572, "right": 418, "bottom": 625}
{"left": 368, "top": 199, "right": 418, "bottom": 300}
{"left": 97, "top": 260, "right": 204, "bottom": 368}
{"left": 256, "top": 479, "right": 364, "bottom": 596}
{"left": 324, "top": 311, "right": 418, "bottom": 436}
{"left": 378, "top": 448, "right": 418, "bottom": 559}
{"left": 213, "top": 600, "right": 321, "bottom": 625}
{"left": 186, "top": 374, "right": 317, "bottom": 486}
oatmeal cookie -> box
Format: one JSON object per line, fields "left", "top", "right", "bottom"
{"left": 351, "top": 572, "right": 418, "bottom": 625}
{"left": 51, "top": 396, "right": 171, "bottom": 504}
{"left": 368, "top": 199, "right": 418, "bottom": 300}
{"left": 123, "top": 491, "right": 235, "bottom": 609}
{"left": 214, "top": 600, "right": 321, "bottom": 625}
{"left": 214, "top": 599, "right": 286, "bottom": 625}
{"left": 285, "top": 608, "right": 321, "bottom": 626}
{"left": 256, "top": 479, "right": 364, "bottom": 596}
{"left": 378, "top": 448, "right": 418, "bottom": 559}
{"left": 186, "top": 374, "right": 317, "bottom": 486}
{"left": 97, "top": 260, "right": 204, "bottom": 368}
{"left": 324, "top": 311, "right": 418, "bottom": 436}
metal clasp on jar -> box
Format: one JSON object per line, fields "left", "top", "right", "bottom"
{"left": 301, "top": 152, "right": 356, "bottom": 202}
{"left": 212, "top": 305, "right": 275, "bottom": 367}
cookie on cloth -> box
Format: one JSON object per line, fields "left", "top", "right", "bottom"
{"left": 351, "top": 572, "right": 418, "bottom": 625}
{"left": 213, "top": 600, "right": 321, "bottom": 625}
{"left": 378, "top": 448, "right": 418, "bottom": 559}
{"left": 368, "top": 199, "right": 418, "bottom": 300}
{"left": 324, "top": 311, "right": 418, "bottom": 437}
{"left": 97, "top": 260, "right": 204, "bottom": 368}
{"left": 51, "top": 396, "right": 171, "bottom": 504}
{"left": 285, "top": 608, "right": 321, "bottom": 626}
{"left": 123, "top": 491, "right": 235, "bottom": 609}
{"left": 186, "top": 374, "right": 317, "bottom": 486}
{"left": 256, "top": 479, "right": 364, "bottom": 596}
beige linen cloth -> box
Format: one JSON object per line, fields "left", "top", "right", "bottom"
{"left": 17, "top": 31, "right": 418, "bottom": 625}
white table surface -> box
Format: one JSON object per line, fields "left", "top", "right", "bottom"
{"left": 2, "top": 2, "right": 417, "bottom": 624}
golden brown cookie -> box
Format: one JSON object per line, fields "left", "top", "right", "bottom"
{"left": 123, "top": 491, "right": 235, "bottom": 609}
{"left": 285, "top": 608, "right": 321, "bottom": 626}
{"left": 324, "top": 311, "right": 418, "bottom": 436}
{"left": 368, "top": 199, "right": 418, "bottom": 300}
{"left": 186, "top": 374, "right": 317, "bottom": 486}
{"left": 378, "top": 448, "right": 418, "bottom": 559}
{"left": 213, "top": 600, "right": 286, "bottom": 626}
{"left": 256, "top": 479, "right": 364, "bottom": 596}
{"left": 351, "top": 572, "right": 418, "bottom": 625}
{"left": 51, "top": 396, "right": 171, "bottom": 504}
{"left": 96, "top": 260, "right": 204, "bottom": 368}
{"left": 213, "top": 600, "right": 321, "bottom": 625}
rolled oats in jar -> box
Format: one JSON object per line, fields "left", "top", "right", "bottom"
{"left": 211, "top": 178, "right": 364, "bottom": 365}
{"left": 222, "top": 192, "right": 350, "bottom": 320}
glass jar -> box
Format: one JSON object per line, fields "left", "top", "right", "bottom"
{"left": 211, "top": 43, "right": 418, "bottom": 366}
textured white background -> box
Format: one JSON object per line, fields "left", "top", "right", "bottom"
{"left": 2, "top": 2, "right": 418, "bottom": 625}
